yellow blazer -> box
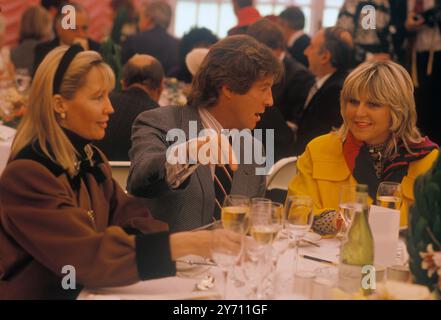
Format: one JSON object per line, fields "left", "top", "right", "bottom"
{"left": 288, "top": 133, "right": 439, "bottom": 227}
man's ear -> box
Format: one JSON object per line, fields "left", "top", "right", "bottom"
{"left": 52, "top": 94, "right": 67, "bottom": 115}
{"left": 220, "top": 85, "right": 234, "bottom": 99}
{"left": 158, "top": 79, "right": 165, "bottom": 96}
{"left": 321, "top": 50, "right": 332, "bottom": 65}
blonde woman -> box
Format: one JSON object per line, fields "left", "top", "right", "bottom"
{"left": 0, "top": 45, "right": 239, "bottom": 299}
{"left": 287, "top": 60, "right": 439, "bottom": 236}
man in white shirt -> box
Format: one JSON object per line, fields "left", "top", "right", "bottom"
{"left": 294, "top": 27, "right": 353, "bottom": 155}
{"left": 279, "top": 6, "right": 311, "bottom": 67}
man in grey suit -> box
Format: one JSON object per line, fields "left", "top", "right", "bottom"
{"left": 128, "top": 35, "right": 283, "bottom": 232}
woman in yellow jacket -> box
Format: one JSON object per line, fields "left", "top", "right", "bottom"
{"left": 288, "top": 60, "right": 438, "bottom": 236}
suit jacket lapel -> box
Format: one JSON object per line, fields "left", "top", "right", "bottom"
{"left": 306, "top": 70, "right": 343, "bottom": 110}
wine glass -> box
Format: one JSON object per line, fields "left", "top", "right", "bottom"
{"left": 210, "top": 220, "right": 244, "bottom": 300}
{"left": 337, "top": 185, "right": 358, "bottom": 239}
{"left": 241, "top": 236, "right": 271, "bottom": 299}
{"left": 284, "top": 195, "right": 314, "bottom": 273}
{"left": 221, "top": 195, "right": 250, "bottom": 288}
{"left": 376, "top": 182, "right": 402, "bottom": 210}
{"left": 221, "top": 195, "right": 250, "bottom": 234}
{"left": 249, "top": 200, "right": 276, "bottom": 247}
{"left": 269, "top": 202, "right": 286, "bottom": 265}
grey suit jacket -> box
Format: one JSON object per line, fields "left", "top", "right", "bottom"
{"left": 127, "top": 105, "right": 266, "bottom": 232}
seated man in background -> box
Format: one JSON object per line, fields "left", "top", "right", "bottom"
{"left": 278, "top": 6, "right": 311, "bottom": 67}
{"left": 294, "top": 27, "right": 353, "bottom": 155}
{"left": 96, "top": 54, "right": 163, "bottom": 162}
{"left": 121, "top": 0, "right": 179, "bottom": 75}
{"left": 247, "top": 18, "right": 315, "bottom": 162}
{"left": 127, "top": 35, "right": 282, "bottom": 232}
{"left": 33, "top": 2, "right": 100, "bottom": 74}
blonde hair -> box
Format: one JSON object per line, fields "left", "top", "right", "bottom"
{"left": 337, "top": 60, "right": 423, "bottom": 157}
{"left": 10, "top": 46, "right": 115, "bottom": 176}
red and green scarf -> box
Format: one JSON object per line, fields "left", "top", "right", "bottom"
{"left": 343, "top": 131, "right": 438, "bottom": 198}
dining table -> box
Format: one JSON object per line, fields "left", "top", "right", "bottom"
{"left": 78, "top": 236, "right": 410, "bottom": 300}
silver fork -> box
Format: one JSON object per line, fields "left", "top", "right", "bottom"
{"left": 194, "top": 274, "right": 216, "bottom": 291}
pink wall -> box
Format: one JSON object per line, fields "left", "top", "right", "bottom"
{"left": 0, "top": 0, "right": 116, "bottom": 46}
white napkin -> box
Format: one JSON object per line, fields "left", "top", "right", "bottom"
{"left": 368, "top": 205, "right": 401, "bottom": 267}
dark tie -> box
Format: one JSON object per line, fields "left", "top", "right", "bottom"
{"left": 213, "top": 164, "right": 233, "bottom": 220}
{"left": 304, "top": 82, "right": 318, "bottom": 109}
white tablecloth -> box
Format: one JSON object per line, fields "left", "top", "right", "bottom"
{"left": 79, "top": 237, "right": 409, "bottom": 300}
{"left": 0, "top": 125, "right": 15, "bottom": 175}
{"left": 78, "top": 238, "right": 344, "bottom": 300}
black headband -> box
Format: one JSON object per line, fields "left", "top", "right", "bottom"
{"left": 53, "top": 44, "right": 84, "bottom": 94}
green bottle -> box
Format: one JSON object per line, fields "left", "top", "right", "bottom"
{"left": 338, "top": 184, "right": 375, "bottom": 295}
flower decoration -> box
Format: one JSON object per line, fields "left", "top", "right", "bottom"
{"left": 0, "top": 86, "right": 27, "bottom": 128}
{"left": 420, "top": 244, "right": 441, "bottom": 290}
{"left": 408, "top": 152, "right": 441, "bottom": 298}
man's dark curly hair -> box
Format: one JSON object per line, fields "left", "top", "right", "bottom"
{"left": 189, "top": 35, "right": 283, "bottom": 109}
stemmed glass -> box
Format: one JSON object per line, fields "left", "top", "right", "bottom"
{"left": 221, "top": 195, "right": 250, "bottom": 233}
{"left": 284, "top": 195, "right": 314, "bottom": 273}
{"left": 219, "top": 194, "right": 250, "bottom": 292}
{"left": 376, "top": 182, "right": 402, "bottom": 210}
{"left": 376, "top": 182, "right": 403, "bottom": 281}
{"left": 241, "top": 235, "right": 271, "bottom": 299}
{"left": 243, "top": 200, "right": 274, "bottom": 299}
{"left": 269, "top": 202, "right": 287, "bottom": 267}
{"left": 211, "top": 220, "right": 245, "bottom": 300}
{"left": 337, "top": 185, "right": 358, "bottom": 239}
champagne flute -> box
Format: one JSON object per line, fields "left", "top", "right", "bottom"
{"left": 337, "top": 185, "right": 358, "bottom": 239}
{"left": 269, "top": 202, "right": 286, "bottom": 265}
{"left": 284, "top": 195, "right": 314, "bottom": 273}
{"left": 376, "top": 182, "right": 402, "bottom": 210}
{"left": 241, "top": 236, "right": 271, "bottom": 299}
{"left": 221, "top": 195, "right": 250, "bottom": 288}
{"left": 221, "top": 195, "right": 250, "bottom": 234}
{"left": 249, "top": 200, "right": 277, "bottom": 246}
{"left": 210, "top": 220, "right": 244, "bottom": 300}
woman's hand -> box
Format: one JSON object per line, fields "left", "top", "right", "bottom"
{"left": 169, "top": 229, "right": 242, "bottom": 260}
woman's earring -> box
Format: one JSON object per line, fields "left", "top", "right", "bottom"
{"left": 60, "top": 112, "right": 66, "bottom": 120}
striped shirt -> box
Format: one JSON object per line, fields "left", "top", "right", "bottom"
{"left": 165, "top": 107, "right": 223, "bottom": 188}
